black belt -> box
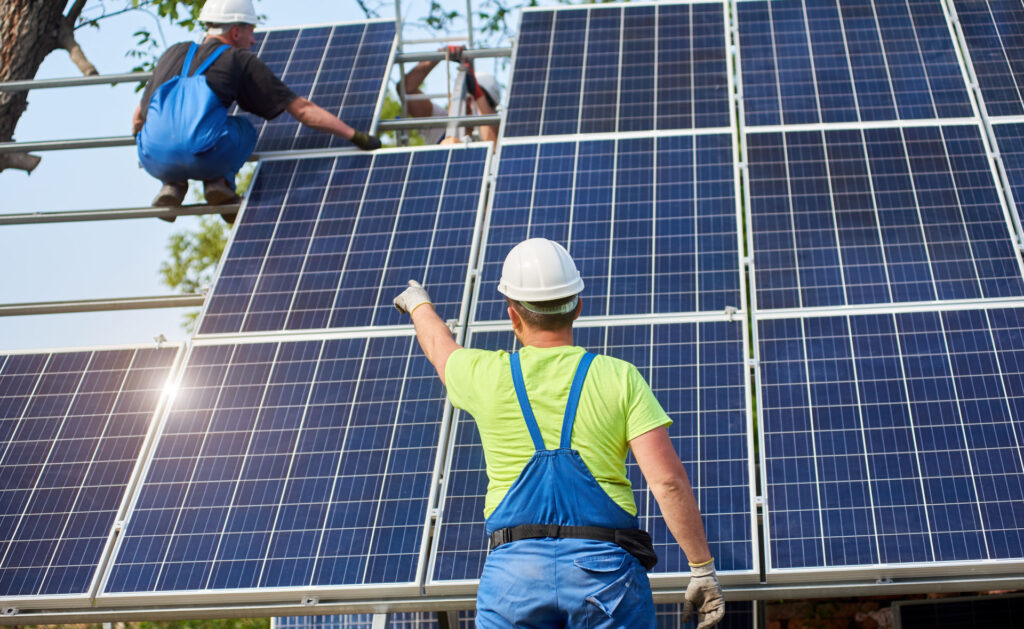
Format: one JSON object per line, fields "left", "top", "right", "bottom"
{"left": 489, "top": 524, "right": 659, "bottom": 570}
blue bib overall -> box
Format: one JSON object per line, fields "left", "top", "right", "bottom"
{"left": 476, "top": 352, "right": 655, "bottom": 628}
{"left": 137, "top": 42, "right": 257, "bottom": 185}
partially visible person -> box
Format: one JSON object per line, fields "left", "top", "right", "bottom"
{"left": 400, "top": 45, "right": 500, "bottom": 145}
{"left": 133, "top": 0, "right": 381, "bottom": 221}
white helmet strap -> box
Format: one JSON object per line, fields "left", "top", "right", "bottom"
{"left": 518, "top": 295, "right": 578, "bottom": 315}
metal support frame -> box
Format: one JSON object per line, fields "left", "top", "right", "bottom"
{"left": 0, "top": 204, "right": 238, "bottom": 225}
{"left": 0, "top": 294, "right": 205, "bottom": 317}
{"left": 0, "top": 116, "right": 501, "bottom": 155}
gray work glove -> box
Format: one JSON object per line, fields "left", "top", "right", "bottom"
{"left": 682, "top": 559, "right": 725, "bottom": 629}
{"left": 393, "top": 280, "right": 433, "bottom": 315}
{"left": 350, "top": 130, "right": 382, "bottom": 151}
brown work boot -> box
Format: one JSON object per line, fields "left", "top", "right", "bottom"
{"left": 152, "top": 182, "right": 188, "bottom": 222}
{"left": 204, "top": 178, "right": 241, "bottom": 206}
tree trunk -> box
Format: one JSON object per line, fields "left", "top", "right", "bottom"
{"left": 0, "top": 1, "right": 71, "bottom": 172}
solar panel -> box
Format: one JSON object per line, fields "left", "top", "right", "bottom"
{"left": 746, "top": 123, "right": 1024, "bottom": 310}
{"left": 893, "top": 592, "right": 1024, "bottom": 629}
{"left": 99, "top": 334, "right": 447, "bottom": 600}
{"left": 757, "top": 306, "right": 1024, "bottom": 575}
{"left": 951, "top": 0, "right": 1024, "bottom": 117}
{"left": 199, "top": 145, "right": 490, "bottom": 336}
{"left": 993, "top": 122, "right": 1024, "bottom": 229}
{"left": 236, "top": 20, "right": 395, "bottom": 154}
{"left": 429, "top": 319, "right": 754, "bottom": 586}
{"left": 504, "top": 2, "right": 731, "bottom": 138}
{"left": 0, "top": 345, "right": 180, "bottom": 602}
{"left": 475, "top": 134, "right": 739, "bottom": 322}
{"left": 737, "top": 0, "right": 973, "bottom": 127}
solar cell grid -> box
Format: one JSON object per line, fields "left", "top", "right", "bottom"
{"left": 475, "top": 134, "right": 739, "bottom": 322}
{"left": 199, "top": 146, "right": 489, "bottom": 336}
{"left": 504, "top": 2, "right": 730, "bottom": 138}
{"left": 430, "top": 320, "right": 753, "bottom": 585}
{"left": 757, "top": 307, "right": 1024, "bottom": 573}
{"left": 737, "top": 0, "right": 973, "bottom": 127}
{"left": 993, "top": 122, "right": 1024, "bottom": 231}
{"left": 235, "top": 21, "right": 395, "bottom": 154}
{"left": 102, "top": 334, "right": 445, "bottom": 597}
{"left": 0, "top": 346, "right": 179, "bottom": 600}
{"left": 952, "top": 0, "right": 1024, "bottom": 117}
{"left": 747, "top": 123, "right": 1024, "bottom": 310}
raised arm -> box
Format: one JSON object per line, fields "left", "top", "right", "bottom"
{"left": 631, "top": 426, "right": 724, "bottom": 628}
{"left": 393, "top": 280, "right": 461, "bottom": 383}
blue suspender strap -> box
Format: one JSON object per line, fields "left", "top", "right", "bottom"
{"left": 509, "top": 353, "right": 546, "bottom": 451}
{"left": 193, "top": 44, "right": 230, "bottom": 76}
{"left": 560, "top": 352, "right": 596, "bottom": 449}
{"left": 180, "top": 42, "right": 199, "bottom": 78}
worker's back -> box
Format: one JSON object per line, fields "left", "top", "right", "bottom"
{"left": 445, "top": 344, "right": 672, "bottom": 518}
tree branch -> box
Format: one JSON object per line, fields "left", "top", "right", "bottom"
{"left": 0, "top": 152, "right": 42, "bottom": 174}
{"left": 58, "top": 14, "right": 98, "bottom": 76}
{"left": 66, "top": 0, "right": 89, "bottom": 24}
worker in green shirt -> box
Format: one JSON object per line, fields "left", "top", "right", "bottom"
{"left": 394, "top": 237, "right": 724, "bottom": 628}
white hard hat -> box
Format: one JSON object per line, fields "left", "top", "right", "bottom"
{"left": 475, "top": 73, "right": 502, "bottom": 106}
{"left": 200, "top": 0, "right": 258, "bottom": 25}
{"left": 498, "top": 238, "right": 584, "bottom": 310}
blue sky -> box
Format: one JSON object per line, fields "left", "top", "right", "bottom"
{"left": 0, "top": 0, "right": 510, "bottom": 351}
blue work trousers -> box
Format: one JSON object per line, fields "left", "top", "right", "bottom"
{"left": 476, "top": 538, "right": 655, "bottom": 628}
{"left": 137, "top": 115, "right": 256, "bottom": 185}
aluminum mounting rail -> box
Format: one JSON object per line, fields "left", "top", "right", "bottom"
{"left": 0, "top": 48, "right": 510, "bottom": 92}
{"left": 0, "top": 294, "right": 205, "bottom": 317}
{"left": 0, "top": 115, "right": 502, "bottom": 154}
{"left": 0, "top": 204, "right": 239, "bottom": 225}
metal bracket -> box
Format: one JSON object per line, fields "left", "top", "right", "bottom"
{"left": 301, "top": 596, "right": 318, "bottom": 607}
{"left": 875, "top": 576, "right": 894, "bottom": 585}
{"left": 1, "top": 608, "right": 17, "bottom": 617}
{"left": 724, "top": 305, "right": 738, "bottom": 321}
{"left": 446, "top": 318, "right": 458, "bottom": 334}
{"left": 747, "top": 358, "right": 759, "bottom": 369}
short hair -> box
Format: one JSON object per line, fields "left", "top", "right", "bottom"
{"left": 506, "top": 296, "right": 578, "bottom": 332}
{"left": 206, "top": 22, "right": 249, "bottom": 35}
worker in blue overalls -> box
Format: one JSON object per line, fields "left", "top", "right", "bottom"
{"left": 131, "top": 0, "right": 381, "bottom": 222}
{"left": 394, "top": 238, "right": 725, "bottom": 628}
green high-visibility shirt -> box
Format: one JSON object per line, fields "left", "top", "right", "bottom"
{"left": 444, "top": 344, "right": 673, "bottom": 517}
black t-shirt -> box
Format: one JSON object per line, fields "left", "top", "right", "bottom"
{"left": 140, "top": 40, "right": 297, "bottom": 122}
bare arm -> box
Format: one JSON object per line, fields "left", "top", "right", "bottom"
{"left": 403, "top": 60, "right": 441, "bottom": 118}
{"left": 410, "top": 303, "right": 461, "bottom": 385}
{"left": 286, "top": 97, "right": 355, "bottom": 140}
{"left": 132, "top": 104, "right": 144, "bottom": 136}
{"left": 630, "top": 426, "right": 713, "bottom": 564}
{"left": 472, "top": 94, "right": 499, "bottom": 145}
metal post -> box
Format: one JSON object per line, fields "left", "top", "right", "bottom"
{"left": 370, "top": 613, "right": 391, "bottom": 629}
{"left": 466, "top": 0, "right": 475, "bottom": 50}
{"left": 436, "top": 611, "right": 461, "bottom": 629}
{"left": 395, "top": 0, "right": 408, "bottom": 146}
{"left": 0, "top": 72, "right": 151, "bottom": 92}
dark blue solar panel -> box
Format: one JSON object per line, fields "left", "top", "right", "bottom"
{"left": 103, "top": 335, "right": 444, "bottom": 595}
{"left": 737, "top": 0, "right": 973, "bottom": 126}
{"left": 758, "top": 308, "right": 1024, "bottom": 572}
{"left": 199, "top": 146, "right": 488, "bottom": 335}
{"left": 747, "top": 124, "right": 1024, "bottom": 310}
{"left": 505, "top": 3, "right": 730, "bottom": 137}
{"left": 993, "top": 122, "right": 1024, "bottom": 228}
{"left": 234, "top": 21, "right": 395, "bottom": 154}
{"left": 0, "top": 346, "right": 178, "bottom": 599}
{"left": 895, "top": 593, "right": 1024, "bottom": 629}
{"left": 430, "top": 321, "right": 753, "bottom": 583}
{"left": 475, "top": 134, "right": 738, "bottom": 322}
{"left": 953, "top": 0, "right": 1024, "bottom": 117}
